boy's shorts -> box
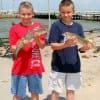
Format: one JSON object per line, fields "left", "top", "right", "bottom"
{"left": 11, "top": 74, "right": 43, "bottom": 97}
{"left": 48, "top": 70, "right": 82, "bottom": 93}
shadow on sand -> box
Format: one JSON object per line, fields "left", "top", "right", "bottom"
{"left": 22, "top": 95, "right": 65, "bottom": 100}
{"left": 22, "top": 95, "right": 31, "bottom": 100}
{"left": 43, "top": 95, "right": 65, "bottom": 100}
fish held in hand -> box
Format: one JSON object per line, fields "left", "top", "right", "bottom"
{"left": 64, "top": 32, "right": 100, "bottom": 53}
{"left": 15, "top": 26, "right": 48, "bottom": 56}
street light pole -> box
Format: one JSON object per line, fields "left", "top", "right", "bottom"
{"left": 47, "top": 0, "right": 51, "bottom": 30}
{"left": 0, "top": 0, "right": 3, "bottom": 11}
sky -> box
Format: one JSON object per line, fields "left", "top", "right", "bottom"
{"left": 0, "top": 0, "right": 100, "bottom": 12}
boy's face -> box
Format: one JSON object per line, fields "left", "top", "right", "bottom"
{"left": 18, "top": 8, "right": 34, "bottom": 25}
{"left": 59, "top": 4, "right": 74, "bottom": 23}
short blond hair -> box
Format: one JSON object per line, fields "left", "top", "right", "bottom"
{"left": 59, "top": 0, "right": 75, "bottom": 11}
{"left": 19, "top": 1, "right": 34, "bottom": 12}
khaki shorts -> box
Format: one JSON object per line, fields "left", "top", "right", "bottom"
{"left": 48, "top": 70, "right": 82, "bottom": 93}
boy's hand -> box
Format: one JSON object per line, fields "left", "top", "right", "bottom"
{"left": 65, "top": 36, "right": 78, "bottom": 47}
{"left": 11, "top": 45, "right": 16, "bottom": 53}
{"left": 23, "top": 39, "right": 30, "bottom": 47}
{"left": 33, "top": 32, "right": 40, "bottom": 42}
{"left": 33, "top": 32, "right": 45, "bottom": 49}
{"left": 79, "top": 42, "right": 92, "bottom": 51}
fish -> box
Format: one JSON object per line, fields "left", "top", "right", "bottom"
{"left": 14, "top": 25, "right": 48, "bottom": 56}
{"left": 64, "top": 32, "right": 100, "bottom": 53}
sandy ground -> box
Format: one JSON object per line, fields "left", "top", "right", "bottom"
{"left": 0, "top": 32, "right": 100, "bottom": 100}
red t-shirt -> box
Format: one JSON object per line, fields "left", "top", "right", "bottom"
{"left": 9, "top": 22, "right": 46, "bottom": 75}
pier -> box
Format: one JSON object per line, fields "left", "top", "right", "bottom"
{"left": 73, "top": 11, "right": 100, "bottom": 21}
{"left": 0, "top": 10, "right": 100, "bottom": 21}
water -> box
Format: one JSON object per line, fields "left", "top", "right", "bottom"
{"left": 0, "top": 18, "right": 100, "bottom": 38}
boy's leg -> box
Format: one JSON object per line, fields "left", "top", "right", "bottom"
{"left": 65, "top": 73, "right": 82, "bottom": 100}
{"left": 13, "top": 95, "right": 21, "bottom": 100}
{"left": 66, "top": 90, "right": 75, "bottom": 100}
{"left": 51, "top": 90, "right": 59, "bottom": 100}
{"left": 48, "top": 71, "right": 66, "bottom": 100}
{"left": 28, "top": 74, "right": 43, "bottom": 100}
{"left": 11, "top": 74, "right": 27, "bottom": 99}
{"left": 31, "top": 93, "right": 39, "bottom": 100}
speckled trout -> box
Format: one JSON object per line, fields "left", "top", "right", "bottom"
{"left": 15, "top": 26, "right": 48, "bottom": 56}
{"left": 64, "top": 32, "right": 100, "bottom": 53}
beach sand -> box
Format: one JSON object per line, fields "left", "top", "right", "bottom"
{"left": 0, "top": 32, "right": 100, "bottom": 100}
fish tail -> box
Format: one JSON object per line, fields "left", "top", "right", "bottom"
{"left": 93, "top": 46, "right": 100, "bottom": 53}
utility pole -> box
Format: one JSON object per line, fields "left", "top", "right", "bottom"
{"left": 45, "top": 0, "right": 51, "bottom": 42}
{"left": 48, "top": 0, "right": 51, "bottom": 30}
{"left": 0, "top": 0, "right": 3, "bottom": 11}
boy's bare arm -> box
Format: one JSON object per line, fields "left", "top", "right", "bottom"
{"left": 10, "top": 39, "right": 30, "bottom": 54}
{"left": 50, "top": 36, "right": 78, "bottom": 50}
{"left": 34, "top": 32, "right": 45, "bottom": 49}
{"left": 10, "top": 45, "right": 16, "bottom": 54}
{"left": 79, "top": 42, "right": 92, "bottom": 52}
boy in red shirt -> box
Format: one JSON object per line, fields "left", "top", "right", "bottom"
{"left": 9, "top": 1, "right": 46, "bottom": 100}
